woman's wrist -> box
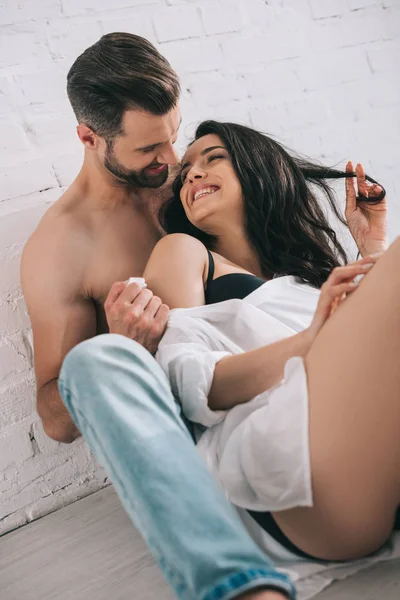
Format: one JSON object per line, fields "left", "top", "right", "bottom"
{"left": 299, "top": 325, "right": 317, "bottom": 357}
{"left": 358, "top": 238, "right": 388, "bottom": 258}
{"left": 298, "top": 328, "right": 316, "bottom": 355}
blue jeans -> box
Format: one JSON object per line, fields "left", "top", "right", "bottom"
{"left": 58, "top": 334, "right": 295, "bottom": 600}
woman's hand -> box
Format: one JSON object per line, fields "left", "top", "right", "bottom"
{"left": 306, "top": 255, "right": 380, "bottom": 342}
{"left": 345, "top": 161, "right": 388, "bottom": 257}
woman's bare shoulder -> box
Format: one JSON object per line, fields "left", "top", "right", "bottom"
{"left": 143, "top": 234, "right": 209, "bottom": 308}
{"left": 150, "top": 234, "right": 209, "bottom": 272}
{"left": 153, "top": 233, "right": 207, "bottom": 255}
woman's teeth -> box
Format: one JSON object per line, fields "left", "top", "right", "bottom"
{"left": 194, "top": 187, "right": 219, "bottom": 202}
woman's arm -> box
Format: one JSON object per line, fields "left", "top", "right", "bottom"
{"left": 143, "top": 234, "right": 208, "bottom": 308}
{"left": 209, "top": 330, "right": 312, "bottom": 410}
{"left": 209, "top": 257, "right": 378, "bottom": 411}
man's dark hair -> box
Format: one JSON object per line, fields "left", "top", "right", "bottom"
{"left": 67, "top": 32, "right": 180, "bottom": 139}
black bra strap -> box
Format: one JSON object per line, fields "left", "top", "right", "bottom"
{"left": 206, "top": 249, "right": 215, "bottom": 289}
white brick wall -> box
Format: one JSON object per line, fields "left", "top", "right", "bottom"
{"left": 0, "top": 0, "right": 399, "bottom": 535}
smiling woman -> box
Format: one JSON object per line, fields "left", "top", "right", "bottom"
{"left": 192, "top": 186, "right": 220, "bottom": 201}
{"left": 160, "top": 121, "right": 386, "bottom": 287}
{"left": 140, "top": 118, "right": 400, "bottom": 569}
{"left": 177, "top": 137, "right": 247, "bottom": 246}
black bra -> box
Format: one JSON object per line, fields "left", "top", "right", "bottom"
{"left": 204, "top": 250, "right": 265, "bottom": 305}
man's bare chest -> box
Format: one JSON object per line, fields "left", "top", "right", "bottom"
{"left": 84, "top": 214, "right": 163, "bottom": 308}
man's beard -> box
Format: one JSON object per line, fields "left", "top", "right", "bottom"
{"left": 104, "top": 140, "right": 169, "bottom": 189}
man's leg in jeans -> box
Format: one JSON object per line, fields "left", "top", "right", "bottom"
{"left": 58, "top": 334, "right": 295, "bottom": 600}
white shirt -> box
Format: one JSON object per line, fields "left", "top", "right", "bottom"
{"left": 156, "top": 275, "right": 400, "bottom": 599}
{"left": 157, "top": 275, "right": 320, "bottom": 511}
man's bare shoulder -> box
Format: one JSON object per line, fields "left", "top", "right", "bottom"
{"left": 21, "top": 188, "right": 91, "bottom": 298}
{"left": 34, "top": 185, "right": 90, "bottom": 235}
{"left": 26, "top": 183, "right": 91, "bottom": 248}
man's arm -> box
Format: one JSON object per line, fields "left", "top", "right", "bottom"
{"left": 21, "top": 230, "right": 97, "bottom": 443}
{"left": 37, "top": 379, "right": 81, "bottom": 443}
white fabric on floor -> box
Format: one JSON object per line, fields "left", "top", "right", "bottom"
{"left": 239, "top": 509, "right": 400, "bottom": 600}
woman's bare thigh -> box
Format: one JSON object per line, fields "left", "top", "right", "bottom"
{"left": 273, "top": 238, "right": 400, "bottom": 560}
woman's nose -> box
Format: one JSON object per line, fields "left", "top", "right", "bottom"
{"left": 188, "top": 169, "right": 206, "bottom": 183}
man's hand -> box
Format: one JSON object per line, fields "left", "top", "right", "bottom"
{"left": 105, "top": 281, "right": 169, "bottom": 354}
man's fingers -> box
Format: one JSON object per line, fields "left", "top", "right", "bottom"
{"left": 144, "top": 295, "right": 162, "bottom": 319}
{"left": 129, "top": 288, "right": 154, "bottom": 313}
{"left": 145, "top": 304, "right": 169, "bottom": 349}
{"left": 104, "top": 281, "right": 127, "bottom": 311}
{"left": 154, "top": 303, "right": 169, "bottom": 327}
{"left": 118, "top": 282, "right": 150, "bottom": 304}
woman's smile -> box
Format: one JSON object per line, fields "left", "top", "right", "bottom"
{"left": 192, "top": 185, "right": 220, "bottom": 205}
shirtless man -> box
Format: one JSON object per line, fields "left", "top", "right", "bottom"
{"left": 21, "top": 33, "right": 179, "bottom": 443}
{"left": 21, "top": 33, "right": 294, "bottom": 600}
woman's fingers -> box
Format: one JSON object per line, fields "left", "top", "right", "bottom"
{"left": 345, "top": 161, "right": 384, "bottom": 206}
{"left": 345, "top": 160, "right": 357, "bottom": 213}
{"left": 310, "top": 254, "right": 381, "bottom": 336}
{"left": 322, "top": 280, "right": 358, "bottom": 304}
{"left": 330, "top": 280, "right": 358, "bottom": 298}
{"left": 328, "top": 260, "right": 375, "bottom": 286}
{"left": 315, "top": 279, "right": 358, "bottom": 326}
{"left": 355, "top": 163, "right": 368, "bottom": 197}
{"left": 355, "top": 163, "right": 384, "bottom": 200}
{"left": 328, "top": 282, "right": 358, "bottom": 316}
{"left": 368, "top": 182, "right": 382, "bottom": 196}
{"left": 322, "top": 260, "right": 375, "bottom": 318}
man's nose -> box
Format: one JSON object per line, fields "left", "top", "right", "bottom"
{"left": 157, "top": 144, "right": 179, "bottom": 166}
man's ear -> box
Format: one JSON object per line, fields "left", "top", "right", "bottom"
{"left": 77, "top": 124, "right": 100, "bottom": 150}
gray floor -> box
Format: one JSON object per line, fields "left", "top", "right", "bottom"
{"left": 1, "top": 486, "right": 399, "bottom": 600}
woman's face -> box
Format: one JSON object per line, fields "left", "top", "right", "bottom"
{"left": 179, "top": 134, "right": 244, "bottom": 233}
